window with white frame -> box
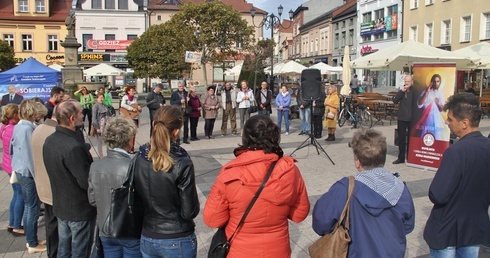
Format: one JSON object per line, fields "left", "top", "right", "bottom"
{"left": 35, "top": 0, "right": 45, "bottom": 12}
{"left": 349, "top": 29, "right": 353, "bottom": 45}
{"left": 310, "top": 40, "right": 313, "bottom": 55}
{"left": 461, "top": 16, "right": 471, "bottom": 42}
{"left": 118, "top": 0, "right": 128, "bottom": 9}
{"left": 22, "top": 34, "right": 32, "bottom": 51}
{"left": 484, "top": 13, "right": 490, "bottom": 39}
{"left": 411, "top": 0, "right": 418, "bottom": 9}
{"left": 315, "top": 38, "right": 318, "bottom": 53}
{"left": 442, "top": 20, "right": 451, "bottom": 44}
{"left": 349, "top": 19, "right": 353, "bottom": 26}
{"left": 3, "top": 34, "right": 14, "bottom": 49}
{"left": 48, "top": 35, "right": 58, "bottom": 52}
{"left": 19, "top": 0, "right": 28, "bottom": 12}
{"left": 425, "top": 0, "right": 434, "bottom": 5}
{"left": 410, "top": 26, "right": 418, "bottom": 41}
{"left": 425, "top": 23, "right": 433, "bottom": 45}
{"left": 387, "top": 5, "right": 398, "bottom": 15}
{"left": 92, "top": 0, "right": 101, "bottom": 9}
{"left": 105, "top": 0, "right": 115, "bottom": 9}
{"left": 334, "top": 33, "right": 339, "bottom": 48}
{"left": 374, "top": 9, "right": 384, "bottom": 20}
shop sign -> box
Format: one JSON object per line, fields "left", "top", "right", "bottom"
{"left": 78, "top": 54, "right": 111, "bottom": 62}
{"left": 14, "top": 57, "right": 28, "bottom": 63}
{"left": 360, "top": 45, "right": 379, "bottom": 56}
{"left": 360, "top": 18, "right": 386, "bottom": 36}
{"left": 110, "top": 54, "right": 127, "bottom": 62}
{"left": 46, "top": 54, "right": 65, "bottom": 61}
{"left": 86, "top": 39, "right": 134, "bottom": 50}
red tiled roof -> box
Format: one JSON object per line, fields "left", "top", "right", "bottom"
{"left": 0, "top": 0, "right": 71, "bottom": 22}
{"left": 148, "top": 0, "right": 265, "bottom": 14}
{"left": 277, "top": 20, "right": 293, "bottom": 33}
{"left": 332, "top": 0, "right": 356, "bottom": 18}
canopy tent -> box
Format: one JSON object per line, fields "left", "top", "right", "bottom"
{"left": 310, "top": 62, "right": 343, "bottom": 74}
{"left": 224, "top": 63, "right": 242, "bottom": 76}
{"left": 452, "top": 42, "right": 490, "bottom": 69}
{"left": 48, "top": 64, "right": 64, "bottom": 72}
{"left": 350, "top": 40, "right": 477, "bottom": 70}
{"left": 83, "top": 63, "right": 126, "bottom": 77}
{"left": 264, "top": 62, "right": 285, "bottom": 74}
{"left": 0, "top": 57, "right": 61, "bottom": 102}
{"left": 341, "top": 46, "right": 352, "bottom": 95}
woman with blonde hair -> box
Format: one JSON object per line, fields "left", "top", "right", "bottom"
{"left": 134, "top": 105, "right": 199, "bottom": 258}
{"left": 1, "top": 104, "right": 24, "bottom": 236}
{"left": 324, "top": 85, "right": 340, "bottom": 141}
{"left": 11, "top": 100, "right": 46, "bottom": 253}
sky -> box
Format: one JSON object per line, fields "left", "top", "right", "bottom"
{"left": 247, "top": 0, "right": 308, "bottom": 37}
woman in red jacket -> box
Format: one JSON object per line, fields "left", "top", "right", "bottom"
{"left": 203, "top": 115, "right": 310, "bottom": 258}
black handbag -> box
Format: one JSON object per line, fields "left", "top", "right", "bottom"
{"left": 248, "top": 100, "right": 258, "bottom": 113}
{"left": 184, "top": 105, "right": 192, "bottom": 115}
{"left": 101, "top": 156, "right": 144, "bottom": 239}
{"left": 90, "top": 226, "right": 104, "bottom": 258}
{"left": 208, "top": 161, "right": 278, "bottom": 258}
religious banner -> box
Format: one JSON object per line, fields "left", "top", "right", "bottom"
{"left": 407, "top": 63, "right": 456, "bottom": 170}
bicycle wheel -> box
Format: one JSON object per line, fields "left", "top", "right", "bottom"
{"left": 358, "top": 109, "right": 373, "bottom": 128}
{"left": 338, "top": 109, "right": 347, "bottom": 127}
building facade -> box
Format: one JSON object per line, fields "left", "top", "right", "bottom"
{"left": 331, "top": 2, "right": 357, "bottom": 69}
{"left": 0, "top": 0, "right": 71, "bottom": 66}
{"left": 358, "top": 0, "right": 403, "bottom": 88}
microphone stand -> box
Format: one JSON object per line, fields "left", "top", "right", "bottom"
{"left": 290, "top": 99, "right": 335, "bottom": 165}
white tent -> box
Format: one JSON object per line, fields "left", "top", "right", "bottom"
{"left": 224, "top": 63, "right": 242, "bottom": 76}
{"left": 83, "top": 63, "right": 126, "bottom": 77}
{"left": 452, "top": 42, "right": 490, "bottom": 69}
{"left": 48, "top": 64, "right": 63, "bottom": 72}
{"left": 310, "top": 62, "right": 343, "bottom": 74}
{"left": 350, "top": 40, "right": 477, "bottom": 70}
{"left": 275, "top": 60, "right": 306, "bottom": 75}
{"left": 264, "top": 62, "right": 285, "bottom": 74}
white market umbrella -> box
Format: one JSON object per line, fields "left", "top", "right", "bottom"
{"left": 340, "top": 46, "right": 351, "bottom": 95}
{"left": 310, "top": 62, "right": 344, "bottom": 74}
{"left": 453, "top": 42, "right": 490, "bottom": 69}
{"left": 83, "top": 63, "right": 126, "bottom": 77}
{"left": 275, "top": 60, "right": 306, "bottom": 75}
{"left": 350, "top": 40, "right": 477, "bottom": 70}
{"left": 264, "top": 62, "right": 285, "bottom": 74}
{"left": 224, "top": 63, "right": 242, "bottom": 76}
{"left": 48, "top": 64, "right": 63, "bottom": 72}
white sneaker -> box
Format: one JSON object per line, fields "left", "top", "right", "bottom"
{"left": 285, "top": 132, "right": 289, "bottom": 135}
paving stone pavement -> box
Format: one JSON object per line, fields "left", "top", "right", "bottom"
{"left": 0, "top": 106, "right": 489, "bottom": 257}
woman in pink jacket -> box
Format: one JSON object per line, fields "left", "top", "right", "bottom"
{"left": 1, "top": 103, "right": 24, "bottom": 235}
{"left": 203, "top": 115, "right": 310, "bottom": 257}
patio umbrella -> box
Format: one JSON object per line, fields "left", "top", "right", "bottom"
{"left": 453, "top": 42, "right": 490, "bottom": 69}
{"left": 83, "top": 63, "right": 126, "bottom": 77}
{"left": 224, "top": 63, "right": 242, "bottom": 76}
{"left": 310, "top": 62, "right": 334, "bottom": 74}
{"left": 275, "top": 60, "right": 306, "bottom": 75}
{"left": 340, "top": 46, "right": 351, "bottom": 95}
{"left": 48, "top": 64, "right": 63, "bottom": 72}
{"left": 350, "top": 40, "right": 477, "bottom": 70}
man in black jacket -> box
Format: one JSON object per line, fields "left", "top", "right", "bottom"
{"left": 392, "top": 75, "right": 414, "bottom": 164}
{"left": 424, "top": 93, "right": 490, "bottom": 255}
{"left": 311, "top": 89, "right": 326, "bottom": 139}
{"left": 255, "top": 81, "right": 272, "bottom": 117}
{"left": 170, "top": 82, "right": 189, "bottom": 144}
{"left": 146, "top": 83, "right": 166, "bottom": 135}
{"left": 43, "top": 100, "right": 95, "bottom": 258}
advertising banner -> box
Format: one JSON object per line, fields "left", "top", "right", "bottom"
{"left": 0, "top": 83, "right": 60, "bottom": 102}
{"left": 407, "top": 63, "right": 455, "bottom": 170}
{"left": 86, "top": 40, "right": 134, "bottom": 50}
{"left": 185, "top": 51, "right": 202, "bottom": 63}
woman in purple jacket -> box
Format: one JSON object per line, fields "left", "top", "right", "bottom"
{"left": 187, "top": 86, "right": 202, "bottom": 141}
{"left": 275, "top": 85, "right": 291, "bottom": 135}
{"left": 1, "top": 104, "right": 24, "bottom": 236}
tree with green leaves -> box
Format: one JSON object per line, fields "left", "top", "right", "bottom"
{"left": 170, "top": 0, "right": 254, "bottom": 86}
{"left": 126, "top": 19, "right": 194, "bottom": 80}
{"left": 239, "top": 39, "right": 275, "bottom": 92}
{"left": 0, "top": 40, "right": 15, "bottom": 71}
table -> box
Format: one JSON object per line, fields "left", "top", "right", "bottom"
{"left": 365, "top": 100, "right": 397, "bottom": 126}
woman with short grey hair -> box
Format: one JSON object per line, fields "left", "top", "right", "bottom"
{"left": 88, "top": 116, "right": 142, "bottom": 257}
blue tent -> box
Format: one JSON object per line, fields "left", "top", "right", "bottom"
{"left": 0, "top": 57, "right": 62, "bottom": 101}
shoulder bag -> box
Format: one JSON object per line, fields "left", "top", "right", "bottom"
{"left": 101, "top": 156, "right": 144, "bottom": 239}
{"left": 208, "top": 161, "right": 278, "bottom": 258}
{"left": 248, "top": 99, "right": 258, "bottom": 113}
{"left": 308, "top": 176, "right": 355, "bottom": 258}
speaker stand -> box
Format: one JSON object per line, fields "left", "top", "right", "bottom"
{"left": 290, "top": 100, "right": 335, "bottom": 165}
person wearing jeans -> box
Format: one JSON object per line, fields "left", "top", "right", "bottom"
{"left": 236, "top": 80, "right": 255, "bottom": 135}
{"left": 11, "top": 100, "right": 45, "bottom": 253}
{"left": 140, "top": 234, "right": 197, "bottom": 258}
{"left": 297, "top": 89, "right": 311, "bottom": 135}
{"left": 276, "top": 85, "right": 291, "bottom": 134}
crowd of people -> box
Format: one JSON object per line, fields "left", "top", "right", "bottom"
{"left": 0, "top": 81, "right": 488, "bottom": 258}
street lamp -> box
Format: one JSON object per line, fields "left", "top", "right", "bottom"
{"left": 250, "top": 5, "right": 293, "bottom": 92}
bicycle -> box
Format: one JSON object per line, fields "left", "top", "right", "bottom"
{"left": 338, "top": 95, "right": 373, "bottom": 128}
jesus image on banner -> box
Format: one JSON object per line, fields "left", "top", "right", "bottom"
{"left": 412, "top": 74, "right": 450, "bottom": 141}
